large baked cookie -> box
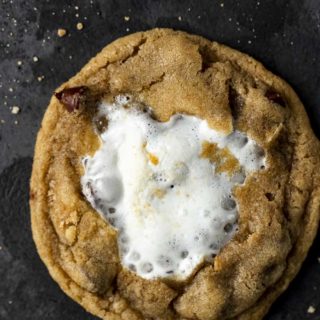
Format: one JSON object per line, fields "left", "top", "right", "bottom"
{"left": 30, "top": 28, "right": 320, "bottom": 320}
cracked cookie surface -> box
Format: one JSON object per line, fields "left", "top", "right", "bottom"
{"left": 30, "top": 28, "right": 320, "bottom": 320}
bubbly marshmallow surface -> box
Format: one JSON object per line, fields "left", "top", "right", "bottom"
{"left": 82, "top": 96, "right": 266, "bottom": 280}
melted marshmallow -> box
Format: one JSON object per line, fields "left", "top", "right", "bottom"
{"left": 81, "top": 96, "right": 266, "bottom": 280}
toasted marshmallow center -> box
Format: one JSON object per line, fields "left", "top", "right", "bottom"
{"left": 82, "top": 96, "right": 265, "bottom": 280}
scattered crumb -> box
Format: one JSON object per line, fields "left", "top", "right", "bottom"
{"left": 11, "top": 106, "right": 20, "bottom": 114}
{"left": 33, "top": 56, "right": 39, "bottom": 62}
{"left": 0, "top": 245, "right": 2, "bottom": 250}
{"left": 124, "top": 16, "right": 130, "bottom": 21}
{"left": 57, "top": 28, "right": 67, "bottom": 37}
{"left": 317, "top": 257, "right": 320, "bottom": 263}
{"left": 126, "top": 28, "right": 130, "bottom": 32}
{"left": 75, "top": 13, "right": 79, "bottom": 18}
{"left": 248, "top": 40, "right": 252, "bottom": 44}
{"left": 307, "top": 306, "right": 316, "bottom": 314}
{"left": 9, "top": 87, "right": 13, "bottom": 92}
{"left": 76, "top": 22, "right": 84, "bottom": 30}
{"left": 17, "top": 60, "right": 22, "bottom": 66}
{"left": 0, "top": 120, "right": 5, "bottom": 124}
{"left": 220, "top": 3, "right": 224, "bottom": 7}
{"left": 14, "top": 120, "right": 19, "bottom": 125}
{"left": 178, "top": 16, "right": 182, "bottom": 21}
{"left": 37, "top": 75, "right": 45, "bottom": 82}
{"left": 8, "top": 300, "right": 12, "bottom": 305}
{"left": 187, "top": 7, "right": 191, "bottom": 12}
{"left": 75, "top": 5, "right": 79, "bottom": 10}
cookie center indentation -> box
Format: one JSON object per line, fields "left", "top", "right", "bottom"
{"left": 81, "top": 95, "right": 266, "bottom": 280}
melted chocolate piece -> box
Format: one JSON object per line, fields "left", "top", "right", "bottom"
{"left": 265, "top": 89, "right": 286, "bottom": 107}
{"left": 55, "top": 86, "right": 87, "bottom": 112}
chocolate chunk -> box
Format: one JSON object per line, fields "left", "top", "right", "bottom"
{"left": 265, "top": 89, "right": 286, "bottom": 107}
{"left": 55, "top": 86, "right": 87, "bottom": 112}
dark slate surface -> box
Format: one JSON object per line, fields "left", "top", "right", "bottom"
{"left": 0, "top": 0, "right": 319, "bottom": 319}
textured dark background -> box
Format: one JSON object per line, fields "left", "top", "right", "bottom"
{"left": 0, "top": 0, "right": 320, "bottom": 319}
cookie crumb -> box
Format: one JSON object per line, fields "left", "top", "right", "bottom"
{"left": 124, "top": 16, "right": 130, "bottom": 21}
{"left": 76, "top": 22, "right": 84, "bottom": 30}
{"left": 9, "top": 87, "right": 13, "bottom": 92}
{"left": 178, "top": 16, "right": 182, "bottom": 21}
{"left": 33, "top": 56, "right": 39, "bottom": 62}
{"left": 307, "top": 306, "right": 316, "bottom": 314}
{"left": 126, "top": 28, "right": 130, "bottom": 32}
{"left": 8, "top": 300, "right": 12, "bottom": 305}
{"left": 0, "top": 120, "right": 5, "bottom": 124}
{"left": 37, "top": 75, "right": 45, "bottom": 82}
{"left": 17, "top": 60, "right": 22, "bottom": 66}
{"left": 57, "top": 28, "right": 67, "bottom": 37}
{"left": 220, "top": 3, "right": 224, "bottom": 7}
{"left": 11, "top": 106, "right": 20, "bottom": 114}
